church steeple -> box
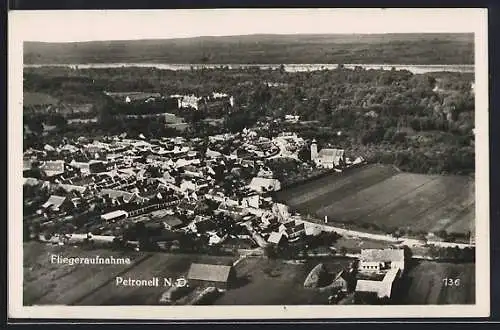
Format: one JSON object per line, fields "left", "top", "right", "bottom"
{"left": 311, "top": 139, "right": 318, "bottom": 160}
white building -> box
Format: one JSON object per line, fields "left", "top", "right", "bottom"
{"left": 355, "top": 268, "right": 401, "bottom": 299}
{"left": 101, "top": 210, "right": 129, "bottom": 222}
{"left": 355, "top": 248, "right": 405, "bottom": 299}
{"left": 358, "top": 248, "right": 405, "bottom": 273}
{"left": 311, "top": 139, "right": 345, "bottom": 169}
{"left": 248, "top": 177, "right": 281, "bottom": 193}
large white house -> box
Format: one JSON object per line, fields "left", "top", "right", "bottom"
{"left": 358, "top": 248, "right": 405, "bottom": 273}
{"left": 248, "top": 177, "right": 281, "bottom": 193}
{"left": 355, "top": 248, "right": 405, "bottom": 299}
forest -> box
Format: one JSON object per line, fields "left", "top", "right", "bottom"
{"left": 23, "top": 65, "right": 475, "bottom": 175}
{"left": 24, "top": 33, "right": 474, "bottom": 65}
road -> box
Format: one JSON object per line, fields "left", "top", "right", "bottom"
{"left": 296, "top": 219, "right": 475, "bottom": 249}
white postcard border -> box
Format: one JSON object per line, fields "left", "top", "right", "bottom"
{"left": 8, "top": 8, "right": 490, "bottom": 319}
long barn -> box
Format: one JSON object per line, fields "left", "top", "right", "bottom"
{"left": 187, "top": 263, "right": 236, "bottom": 290}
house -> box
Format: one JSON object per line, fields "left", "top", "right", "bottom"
{"left": 310, "top": 140, "right": 345, "bottom": 169}
{"left": 101, "top": 210, "right": 129, "bottom": 222}
{"left": 285, "top": 114, "right": 300, "bottom": 123}
{"left": 208, "top": 232, "right": 228, "bottom": 246}
{"left": 162, "top": 171, "right": 177, "bottom": 184}
{"left": 272, "top": 203, "right": 290, "bottom": 222}
{"left": 278, "top": 221, "right": 295, "bottom": 233}
{"left": 257, "top": 167, "right": 274, "bottom": 178}
{"left": 205, "top": 148, "right": 222, "bottom": 159}
{"left": 248, "top": 177, "right": 281, "bottom": 193}
{"left": 278, "top": 221, "right": 305, "bottom": 241}
{"left": 188, "top": 215, "right": 216, "bottom": 233}
{"left": 178, "top": 200, "right": 198, "bottom": 216}
{"left": 57, "top": 183, "right": 87, "bottom": 195}
{"left": 23, "top": 159, "right": 33, "bottom": 171}
{"left": 285, "top": 223, "right": 306, "bottom": 240}
{"left": 186, "top": 263, "right": 236, "bottom": 290}
{"left": 161, "top": 215, "right": 184, "bottom": 230}
{"left": 100, "top": 189, "right": 148, "bottom": 204}
{"left": 241, "top": 194, "right": 260, "bottom": 209}
{"left": 215, "top": 203, "right": 248, "bottom": 218}
{"left": 180, "top": 179, "right": 197, "bottom": 192}
{"left": 358, "top": 248, "right": 405, "bottom": 273}
{"left": 70, "top": 160, "right": 106, "bottom": 174}
{"left": 40, "top": 195, "right": 70, "bottom": 212}
{"left": 267, "top": 232, "right": 287, "bottom": 246}
{"left": 40, "top": 160, "right": 65, "bottom": 177}
{"left": 23, "top": 177, "right": 40, "bottom": 187}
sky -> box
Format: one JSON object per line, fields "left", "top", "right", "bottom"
{"left": 9, "top": 8, "right": 486, "bottom": 42}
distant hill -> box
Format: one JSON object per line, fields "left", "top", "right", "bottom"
{"left": 24, "top": 33, "right": 474, "bottom": 65}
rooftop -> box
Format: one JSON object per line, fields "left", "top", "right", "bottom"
{"left": 360, "top": 248, "right": 405, "bottom": 263}
{"left": 187, "top": 263, "right": 233, "bottom": 283}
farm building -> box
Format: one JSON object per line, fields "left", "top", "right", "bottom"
{"left": 310, "top": 139, "right": 345, "bottom": 169}
{"left": 161, "top": 215, "right": 184, "bottom": 230}
{"left": 186, "top": 263, "right": 236, "bottom": 290}
{"left": 355, "top": 248, "right": 405, "bottom": 300}
{"left": 355, "top": 267, "right": 401, "bottom": 299}
{"left": 358, "top": 248, "right": 405, "bottom": 273}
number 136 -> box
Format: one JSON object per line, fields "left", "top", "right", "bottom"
{"left": 443, "top": 278, "right": 460, "bottom": 286}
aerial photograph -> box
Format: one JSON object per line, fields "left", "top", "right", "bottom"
{"left": 20, "top": 10, "right": 477, "bottom": 307}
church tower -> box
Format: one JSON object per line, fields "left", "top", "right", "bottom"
{"left": 311, "top": 139, "right": 318, "bottom": 160}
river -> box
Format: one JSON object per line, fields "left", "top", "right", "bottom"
{"left": 23, "top": 63, "right": 474, "bottom": 74}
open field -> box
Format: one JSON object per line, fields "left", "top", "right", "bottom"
{"left": 25, "top": 242, "right": 351, "bottom": 305}
{"left": 214, "top": 257, "right": 352, "bottom": 305}
{"left": 23, "top": 242, "right": 236, "bottom": 305}
{"left": 402, "top": 261, "right": 475, "bottom": 304}
{"left": 23, "top": 92, "right": 59, "bottom": 107}
{"left": 23, "top": 242, "right": 147, "bottom": 305}
{"left": 275, "top": 164, "right": 475, "bottom": 237}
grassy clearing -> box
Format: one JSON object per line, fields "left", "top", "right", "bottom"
{"left": 23, "top": 242, "right": 145, "bottom": 305}
{"left": 214, "top": 257, "right": 351, "bottom": 305}
{"left": 402, "top": 261, "right": 475, "bottom": 304}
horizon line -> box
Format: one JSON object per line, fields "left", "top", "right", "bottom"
{"left": 23, "top": 32, "right": 474, "bottom": 44}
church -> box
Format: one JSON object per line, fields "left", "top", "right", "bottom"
{"left": 310, "top": 139, "right": 345, "bottom": 169}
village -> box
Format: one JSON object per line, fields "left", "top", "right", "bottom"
{"left": 21, "top": 58, "right": 476, "bottom": 306}
{"left": 22, "top": 101, "right": 418, "bottom": 305}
